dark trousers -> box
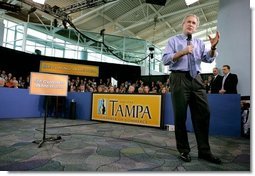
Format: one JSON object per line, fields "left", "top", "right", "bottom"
{"left": 170, "top": 72, "right": 211, "bottom": 155}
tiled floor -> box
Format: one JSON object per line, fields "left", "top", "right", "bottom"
{"left": 0, "top": 118, "right": 250, "bottom": 171}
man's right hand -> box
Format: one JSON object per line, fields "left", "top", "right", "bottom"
{"left": 184, "top": 45, "right": 193, "bottom": 55}
{"left": 219, "top": 89, "right": 226, "bottom": 94}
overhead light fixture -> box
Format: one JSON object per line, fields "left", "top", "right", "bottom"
{"left": 62, "top": 20, "right": 68, "bottom": 29}
{"left": 185, "top": 0, "right": 199, "bottom": 6}
{"left": 32, "top": 0, "right": 46, "bottom": 5}
{"left": 53, "top": 19, "right": 58, "bottom": 28}
{"left": 28, "top": 7, "right": 37, "bottom": 14}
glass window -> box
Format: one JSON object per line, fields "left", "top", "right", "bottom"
{"left": 6, "top": 21, "right": 17, "bottom": 28}
{"left": 53, "top": 38, "right": 65, "bottom": 46}
{"left": 35, "top": 43, "right": 45, "bottom": 55}
{"left": 27, "top": 28, "right": 47, "bottom": 40}
{"left": 16, "top": 25, "right": 24, "bottom": 33}
{"left": 45, "top": 47, "right": 53, "bottom": 56}
{"left": 16, "top": 32, "right": 23, "bottom": 41}
{"left": 65, "top": 49, "right": 76, "bottom": 59}
{"left": 3, "top": 19, "right": 219, "bottom": 74}
{"left": 15, "top": 40, "right": 23, "bottom": 47}
{"left": 6, "top": 30, "right": 15, "bottom": 43}
{"left": 26, "top": 40, "right": 36, "bottom": 53}
{"left": 54, "top": 48, "right": 64, "bottom": 58}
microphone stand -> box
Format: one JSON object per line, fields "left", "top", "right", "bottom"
{"left": 32, "top": 96, "right": 62, "bottom": 148}
{"left": 148, "top": 47, "right": 154, "bottom": 84}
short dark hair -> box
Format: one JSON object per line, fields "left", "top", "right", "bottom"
{"left": 223, "top": 65, "right": 230, "bottom": 70}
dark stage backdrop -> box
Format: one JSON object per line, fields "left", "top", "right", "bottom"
{"left": 0, "top": 46, "right": 141, "bottom": 85}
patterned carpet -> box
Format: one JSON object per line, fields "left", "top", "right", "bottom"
{"left": 0, "top": 118, "right": 250, "bottom": 171}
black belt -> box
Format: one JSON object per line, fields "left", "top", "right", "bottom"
{"left": 171, "top": 70, "right": 200, "bottom": 74}
{"left": 171, "top": 70, "right": 189, "bottom": 73}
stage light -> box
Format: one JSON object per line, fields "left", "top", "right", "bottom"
{"left": 53, "top": 19, "right": 58, "bottom": 27}
{"left": 185, "top": 0, "right": 199, "bottom": 6}
{"left": 145, "top": 0, "right": 166, "bottom": 6}
{"left": 28, "top": 7, "right": 37, "bottom": 14}
{"left": 32, "top": 0, "right": 46, "bottom": 5}
{"left": 62, "top": 20, "right": 68, "bottom": 29}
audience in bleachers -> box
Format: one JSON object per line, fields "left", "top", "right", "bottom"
{"left": 1, "top": 66, "right": 238, "bottom": 94}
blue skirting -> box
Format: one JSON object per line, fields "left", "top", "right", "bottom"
{"left": 0, "top": 88, "right": 240, "bottom": 137}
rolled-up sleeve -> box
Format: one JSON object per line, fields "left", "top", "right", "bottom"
{"left": 162, "top": 38, "right": 176, "bottom": 66}
{"left": 201, "top": 42, "right": 218, "bottom": 63}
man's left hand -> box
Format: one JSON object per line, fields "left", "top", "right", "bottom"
{"left": 208, "top": 31, "right": 220, "bottom": 48}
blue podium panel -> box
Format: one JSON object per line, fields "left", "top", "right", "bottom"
{"left": 0, "top": 88, "right": 42, "bottom": 118}
{"left": 207, "top": 94, "right": 241, "bottom": 136}
{"left": 163, "top": 93, "right": 241, "bottom": 137}
{"left": 66, "top": 92, "right": 91, "bottom": 120}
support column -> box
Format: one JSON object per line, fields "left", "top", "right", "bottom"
{"left": 0, "top": 19, "right": 5, "bottom": 46}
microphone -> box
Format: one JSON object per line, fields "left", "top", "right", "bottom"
{"left": 187, "top": 34, "right": 192, "bottom": 45}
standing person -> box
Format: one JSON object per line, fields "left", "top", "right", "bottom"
{"left": 219, "top": 65, "right": 238, "bottom": 94}
{"left": 210, "top": 67, "right": 223, "bottom": 94}
{"left": 162, "top": 14, "right": 221, "bottom": 164}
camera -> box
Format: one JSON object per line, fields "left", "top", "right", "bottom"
{"left": 149, "top": 47, "right": 154, "bottom": 52}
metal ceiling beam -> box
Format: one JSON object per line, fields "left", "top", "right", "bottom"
{"left": 135, "top": 3, "right": 176, "bottom": 38}
{"left": 144, "top": 19, "right": 217, "bottom": 43}
{"left": 60, "top": 0, "right": 118, "bottom": 14}
{"left": 72, "top": 0, "right": 117, "bottom": 25}
{"left": 89, "top": 3, "right": 148, "bottom": 38}
{"left": 112, "top": 0, "right": 218, "bottom": 34}
{"left": 74, "top": 12, "right": 99, "bottom": 26}
{"left": 148, "top": 2, "right": 175, "bottom": 32}
{"left": 112, "top": 3, "right": 147, "bottom": 23}
{"left": 96, "top": 11, "right": 137, "bottom": 37}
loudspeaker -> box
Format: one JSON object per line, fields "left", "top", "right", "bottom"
{"left": 34, "top": 49, "right": 41, "bottom": 55}
{"left": 145, "top": 0, "right": 166, "bottom": 6}
{"left": 53, "top": 19, "right": 58, "bottom": 28}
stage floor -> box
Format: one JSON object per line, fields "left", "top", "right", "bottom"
{"left": 0, "top": 118, "right": 250, "bottom": 171}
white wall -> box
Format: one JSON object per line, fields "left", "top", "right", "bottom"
{"left": 216, "top": 0, "right": 251, "bottom": 96}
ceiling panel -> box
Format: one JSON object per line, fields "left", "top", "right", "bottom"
{"left": 1, "top": 0, "right": 219, "bottom": 49}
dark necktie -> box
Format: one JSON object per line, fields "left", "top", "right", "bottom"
{"left": 187, "top": 35, "right": 197, "bottom": 78}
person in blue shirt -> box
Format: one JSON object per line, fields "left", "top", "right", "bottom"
{"left": 162, "top": 14, "right": 221, "bottom": 164}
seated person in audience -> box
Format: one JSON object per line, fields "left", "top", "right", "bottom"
{"left": 120, "top": 86, "right": 127, "bottom": 93}
{"left": 115, "top": 87, "right": 120, "bottom": 93}
{"left": 151, "top": 86, "right": 158, "bottom": 93}
{"left": 127, "top": 85, "right": 135, "bottom": 93}
{"left": 161, "top": 86, "right": 169, "bottom": 94}
{"left": 1, "top": 70, "right": 7, "bottom": 79}
{"left": 203, "top": 79, "right": 211, "bottom": 93}
{"left": 108, "top": 86, "right": 115, "bottom": 93}
{"left": 5, "top": 79, "right": 14, "bottom": 88}
{"left": 103, "top": 86, "right": 109, "bottom": 92}
{"left": 164, "top": 78, "right": 170, "bottom": 88}
{"left": 24, "top": 76, "right": 30, "bottom": 89}
{"left": 219, "top": 65, "right": 238, "bottom": 94}
{"left": 97, "top": 85, "right": 104, "bottom": 92}
{"left": 87, "top": 86, "right": 94, "bottom": 92}
{"left": 79, "top": 84, "right": 86, "bottom": 92}
{"left": 6, "top": 73, "right": 12, "bottom": 81}
{"left": 0, "top": 77, "right": 5, "bottom": 87}
{"left": 70, "top": 85, "right": 77, "bottom": 92}
{"left": 138, "top": 87, "right": 144, "bottom": 93}
{"left": 18, "top": 76, "right": 25, "bottom": 88}
{"left": 143, "top": 85, "right": 150, "bottom": 93}
{"left": 12, "top": 80, "right": 19, "bottom": 88}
